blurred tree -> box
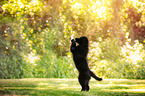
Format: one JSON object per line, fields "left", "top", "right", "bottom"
{"left": 0, "top": 0, "right": 145, "bottom": 79}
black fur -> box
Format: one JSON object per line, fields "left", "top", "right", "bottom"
{"left": 70, "top": 36, "right": 102, "bottom": 91}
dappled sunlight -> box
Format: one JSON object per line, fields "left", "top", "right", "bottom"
{"left": 103, "top": 89, "right": 145, "bottom": 93}
{"left": 128, "top": 0, "right": 143, "bottom": 10}
{"left": 71, "top": 2, "right": 83, "bottom": 15}
{"left": 1, "top": 0, "right": 145, "bottom": 80}
{"left": 88, "top": 42, "right": 102, "bottom": 62}
{"left": 90, "top": 1, "right": 111, "bottom": 20}
{"left": 1, "top": 79, "right": 145, "bottom": 95}
{"left": 18, "top": 0, "right": 24, "bottom": 9}
{"left": 104, "top": 89, "right": 145, "bottom": 93}
{"left": 69, "top": 0, "right": 112, "bottom": 20}
{"left": 72, "top": 2, "right": 83, "bottom": 10}
{"left": 23, "top": 51, "right": 40, "bottom": 64}
{"left": 31, "top": 0, "right": 39, "bottom": 5}
{"left": 121, "top": 40, "right": 144, "bottom": 64}
{"left": 38, "top": 82, "right": 49, "bottom": 86}
{"left": 91, "top": 79, "right": 145, "bottom": 93}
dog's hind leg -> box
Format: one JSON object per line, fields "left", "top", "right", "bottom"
{"left": 86, "top": 81, "right": 89, "bottom": 91}
{"left": 78, "top": 75, "right": 88, "bottom": 91}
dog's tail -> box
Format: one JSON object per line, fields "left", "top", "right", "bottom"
{"left": 90, "top": 70, "right": 102, "bottom": 81}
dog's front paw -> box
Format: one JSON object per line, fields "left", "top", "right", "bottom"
{"left": 71, "top": 39, "right": 74, "bottom": 42}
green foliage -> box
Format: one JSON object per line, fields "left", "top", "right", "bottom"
{"left": 0, "top": 0, "right": 145, "bottom": 79}
{"left": 23, "top": 51, "right": 76, "bottom": 78}
{"left": 21, "top": 28, "right": 76, "bottom": 78}
{"left": 0, "top": 35, "right": 25, "bottom": 79}
{"left": 91, "top": 40, "right": 145, "bottom": 79}
{"left": 0, "top": 54, "right": 25, "bottom": 79}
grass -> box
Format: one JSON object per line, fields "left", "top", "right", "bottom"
{"left": 0, "top": 78, "right": 145, "bottom": 96}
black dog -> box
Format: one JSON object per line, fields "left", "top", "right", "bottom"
{"left": 70, "top": 36, "right": 102, "bottom": 91}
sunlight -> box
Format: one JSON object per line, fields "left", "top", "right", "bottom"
{"left": 129, "top": 50, "right": 142, "bottom": 64}
{"left": 71, "top": 2, "right": 83, "bottom": 15}
{"left": 38, "top": 83, "right": 49, "bottom": 86}
{"left": 130, "top": 89, "right": 145, "bottom": 92}
{"left": 31, "top": 0, "right": 39, "bottom": 5}
{"left": 90, "top": 0, "right": 111, "bottom": 20}
{"left": 24, "top": 51, "right": 40, "bottom": 64}
{"left": 129, "top": 0, "right": 139, "bottom": 6}
{"left": 72, "top": 2, "right": 83, "bottom": 10}
{"left": 91, "top": 1, "right": 101, "bottom": 11}
{"left": 18, "top": 0, "right": 24, "bottom": 8}
{"left": 70, "top": 0, "right": 112, "bottom": 20}
{"left": 128, "top": 0, "right": 143, "bottom": 12}
{"left": 97, "top": 6, "right": 107, "bottom": 19}
{"left": 121, "top": 40, "right": 144, "bottom": 64}
{"left": 118, "top": 84, "right": 138, "bottom": 87}
{"left": 1, "top": 79, "right": 145, "bottom": 95}
{"left": 104, "top": 89, "right": 145, "bottom": 93}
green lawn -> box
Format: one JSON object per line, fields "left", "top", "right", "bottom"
{"left": 0, "top": 78, "right": 145, "bottom": 96}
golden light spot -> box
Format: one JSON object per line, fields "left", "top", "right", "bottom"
{"left": 72, "top": 3, "right": 83, "bottom": 10}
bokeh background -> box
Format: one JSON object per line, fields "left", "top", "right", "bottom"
{"left": 0, "top": 0, "right": 145, "bottom": 79}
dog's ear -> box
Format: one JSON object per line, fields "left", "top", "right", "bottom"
{"left": 75, "top": 38, "right": 82, "bottom": 45}
{"left": 80, "top": 36, "right": 88, "bottom": 47}
{"left": 81, "top": 36, "right": 88, "bottom": 42}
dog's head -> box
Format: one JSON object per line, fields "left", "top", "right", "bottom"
{"left": 75, "top": 36, "right": 88, "bottom": 47}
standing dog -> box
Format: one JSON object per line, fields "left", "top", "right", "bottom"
{"left": 70, "top": 36, "right": 102, "bottom": 91}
